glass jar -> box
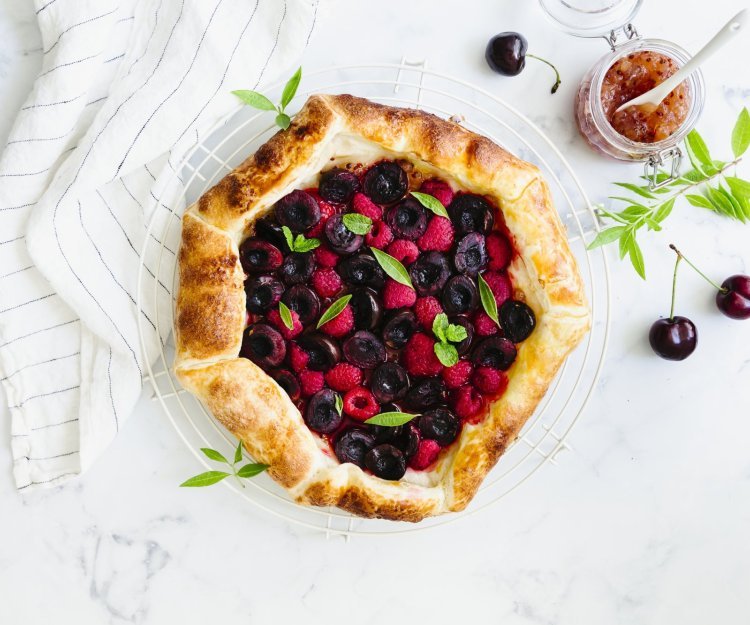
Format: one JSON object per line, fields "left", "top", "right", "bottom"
{"left": 575, "top": 39, "right": 706, "bottom": 161}
{"left": 539, "top": 0, "right": 707, "bottom": 184}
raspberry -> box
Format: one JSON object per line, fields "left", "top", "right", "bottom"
{"left": 472, "top": 366, "right": 508, "bottom": 395}
{"left": 409, "top": 439, "right": 441, "bottom": 470}
{"left": 482, "top": 271, "right": 512, "bottom": 306}
{"left": 383, "top": 279, "right": 417, "bottom": 309}
{"left": 365, "top": 221, "right": 394, "bottom": 249}
{"left": 311, "top": 268, "right": 343, "bottom": 298}
{"left": 386, "top": 239, "right": 419, "bottom": 265}
{"left": 474, "top": 311, "right": 499, "bottom": 337}
{"left": 441, "top": 360, "right": 474, "bottom": 389}
{"left": 324, "top": 362, "right": 363, "bottom": 392}
{"left": 306, "top": 192, "right": 338, "bottom": 238}
{"left": 416, "top": 215, "right": 454, "bottom": 252}
{"left": 343, "top": 387, "right": 379, "bottom": 421}
{"left": 314, "top": 243, "right": 340, "bottom": 268}
{"left": 451, "top": 385, "right": 485, "bottom": 422}
{"left": 320, "top": 304, "right": 355, "bottom": 338}
{"left": 352, "top": 192, "right": 382, "bottom": 221}
{"left": 486, "top": 232, "right": 512, "bottom": 271}
{"left": 415, "top": 296, "right": 443, "bottom": 331}
{"left": 267, "top": 308, "right": 303, "bottom": 339}
{"left": 289, "top": 342, "right": 309, "bottom": 372}
{"left": 403, "top": 333, "right": 443, "bottom": 377}
{"left": 419, "top": 179, "right": 454, "bottom": 208}
{"left": 299, "top": 370, "right": 324, "bottom": 397}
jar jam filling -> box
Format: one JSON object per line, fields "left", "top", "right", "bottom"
{"left": 601, "top": 51, "right": 690, "bottom": 143}
{"left": 237, "top": 159, "right": 536, "bottom": 480}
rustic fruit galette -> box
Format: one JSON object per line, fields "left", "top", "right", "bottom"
{"left": 174, "top": 94, "right": 590, "bottom": 522}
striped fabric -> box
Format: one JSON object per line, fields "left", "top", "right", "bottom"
{"left": 0, "top": 0, "right": 320, "bottom": 491}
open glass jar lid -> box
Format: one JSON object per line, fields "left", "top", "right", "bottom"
{"left": 540, "top": 0, "right": 706, "bottom": 186}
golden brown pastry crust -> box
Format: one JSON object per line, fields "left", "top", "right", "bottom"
{"left": 174, "top": 94, "right": 590, "bottom": 522}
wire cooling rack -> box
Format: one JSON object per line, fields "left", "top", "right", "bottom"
{"left": 137, "top": 60, "right": 611, "bottom": 538}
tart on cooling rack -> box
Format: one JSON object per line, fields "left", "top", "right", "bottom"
{"left": 174, "top": 94, "right": 590, "bottom": 522}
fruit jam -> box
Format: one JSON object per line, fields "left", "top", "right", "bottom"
{"left": 601, "top": 51, "right": 690, "bottom": 144}
{"left": 238, "top": 159, "right": 536, "bottom": 481}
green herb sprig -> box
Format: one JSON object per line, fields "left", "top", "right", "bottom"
{"left": 365, "top": 412, "right": 419, "bottom": 427}
{"left": 317, "top": 294, "right": 352, "bottom": 328}
{"left": 232, "top": 67, "right": 302, "bottom": 130}
{"left": 282, "top": 225, "right": 320, "bottom": 253}
{"left": 588, "top": 108, "right": 750, "bottom": 279}
{"left": 180, "top": 441, "right": 268, "bottom": 488}
{"left": 279, "top": 301, "right": 295, "bottom": 330}
{"left": 371, "top": 247, "right": 414, "bottom": 289}
{"left": 477, "top": 272, "right": 500, "bottom": 328}
{"left": 411, "top": 191, "right": 450, "bottom": 218}
{"left": 432, "top": 313, "right": 468, "bottom": 367}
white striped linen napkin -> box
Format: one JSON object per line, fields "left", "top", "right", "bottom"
{"left": 0, "top": 0, "right": 321, "bottom": 491}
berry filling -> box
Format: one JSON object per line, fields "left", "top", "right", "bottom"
{"left": 238, "top": 160, "right": 532, "bottom": 479}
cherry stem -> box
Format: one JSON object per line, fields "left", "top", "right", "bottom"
{"left": 526, "top": 54, "right": 561, "bottom": 94}
{"left": 669, "top": 244, "right": 727, "bottom": 293}
{"left": 670, "top": 254, "right": 681, "bottom": 321}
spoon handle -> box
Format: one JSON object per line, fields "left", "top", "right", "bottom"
{"left": 658, "top": 9, "right": 747, "bottom": 96}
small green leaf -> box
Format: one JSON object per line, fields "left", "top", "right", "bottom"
{"left": 432, "top": 313, "right": 449, "bottom": 343}
{"left": 365, "top": 412, "right": 419, "bottom": 427}
{"left": 280, "top": 67, "right": 302, "bottom": 110}
{"left": 685, "top": 130, "right": 716, "bottom": 175}
{"left": 619, "top": 229, "right": 634, "bottom": 260}
{"left": 718, "top": 185, "right": 746, "bottom": 222}
{"left": 706, "top": 186, "right": 738, "bottom": 218}
{"left": 613, "top": 182, "right": 656, "bottom": 199}
{"left": 279, "top": 301, "right": 295, "bottom": 330}
{"left": 478, "top": 272, "right": 500, "bottom": 327}
{"left": 726, "top": 176, "right": 750, "bottom": 200}
{"left": 276, "top": 112, "right": 291, "bottom": 130}
{"left": 628, "top": 237, "right": 646, "bottom": 280}
{"left": 342, "top": 213, "right": 373, "bottom": 235}
{"left": 653, "top": 198, "right": 676, "bottom": 223}
{"left": 282, "top": 225, "right": 295, "bottom": 251}
{"left": 445, "top": 323, "right": 468, "bottom": 343}
{"left": 644, "top": 217, "right": 662, "bottom": 232}
{"left": 686, "top": 194, "right": 714, "bottom": 210}
{"left": 619, "top": 205, "right": 651, "bottom": 219}
{"left": 371, "top": 248, "right": 414, "bottom": 289}
{"left": 234, "top": 440, "right": 243, "bottom": 464}
{"left": 587, "top": 226, "right": 627, "bottom": 250}
{"left": 732, "top": 107, "right": 750, "bottom": 158}
{"left": 200, "top": 448, "right": 228, "bottom": 464}
{"left": 180, "top": 471, "right": 231, "bottom": 487}
{"left": 317, "top": 294, "right": 353, "bottom": 328}
{"left": 334, "top": 394, "right": 343, "bottom": 416}
{"left": 411, "top": 191, "right": 450, "bottom": 218}
{"left": 232, "top": 90, "right": 277, "bottom": 111}
{"left": 434, "top": 342, "right": 459, "bottom": 367}
{"left": 237, "top": 463, "right": 269, "bottom": 478}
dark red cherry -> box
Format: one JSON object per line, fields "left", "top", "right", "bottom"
{"left": 240, "top": 323, "right": 286, "bottom": 369}
{"left": 382, "top": 310, "right": 418, "bottom": 349}
{"left": 343, "top": 330, "right": 386, "bottom": 369}
{"left": 254, "top": 217, "right": 289, "bottom": 251}
{"left": 363, "top": 161, "right": 408, "bottom": 205}
{"left": 281, "top": 285, "right": 320, "bottom": 326}
{"left": 649, "top": 316, "right": 697, "bottom": 361}
{"left": 442, "top": 275, "right": 479, "bottom": 315}
{"left": 448, "top": 194, "right": 494, "bottom": 235}
{"left": 349, "top": 288, "right": 384, "bottom": 330}
{"left": 472, "top": 336, "right": 517, "bottom": 370}
{"left": 272, "top": 369, "right": 300, "bottom": 402}
{"left": 418, "top": 408, "right": 460, "bottom": 447}
{"left": 279, "top": 252, "right": 315, "bottom": 285}
{"left": 409, "top": 251, "right": 451, "bottom": 296}
{"left": 485, "top": 32, "right": 527, "bottom": 76}
{"left": 274, "top": 190, "right": 321, "bottom": 233}
{"left": 325, "top": 214, "right": 364, "bottom": 254}
{"left": 305, "top": 389, "right": 343, "bottom": 434}
{"left": 298, "top": 333, "right": 342, "bottom": 371}
{"left": 239, "top": 238, "right": 283, "bottom": 274}
{"left": 449, "top": 315, "right": 475, "bottom": 356}
{"left": 716, "top": 275, "right": 750, "bottom": 320}
{"left": 334, "top": 428, "right": 377, "bottom": 467}
{"left": 339, "top": 253, "right": 385, "bottom": 289}
{"left": 403, "top": 377, "right": 446, "bottom": 411}
{"left": 385, "top": 198, "right": 428, "bottom": 241}
{"left": 364, "top": 444, "right": 407, "bottom": 480}
{"left": 370, "top": 362, "right": 410, "bottom": 403}
{"left": 245, "top": 275, "right": 284, "bottom": 314}
{"left": 319, "top": 168, "right": 361, "bottom": 204}
{"left": 391, "top": 422, "right": 420, "bottom": 460}
{"left": 453, "top": 233, "right": 488, "bottom": 276}
{"left": 499, "top": 299, "right": 536, "bottom": 343}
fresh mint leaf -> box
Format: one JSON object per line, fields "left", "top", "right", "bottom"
{"left": 732, "top": 107, "right": 750, "bottom": 158}
{"left": 411, "top": 191, "right": 450, "bottom": 218}
{"left": 232, "top": 90, "right": 276, "bottom": 111}
{"left": 275, "top": 112, "right": 291, "bottom": 130}
{"left": 180, "top": 471, "right": 231, "bottom": 487}
{"left": 291, "top": 232, "right": 320, "bottom": 253}
{"left": 342, "top": 213, "right": 373, "bottom": 235}
{"left": 478, "top": 273, "right": 500, "bottom": 327}
{"left": 371, "top": 248, "right": 414, "bottom": 289}
{"left": 587, "top": 226, "right": 627, "bottom": 250}
{"left": 334, "top": 393, "right": 343, "bottom": 416}
{"left": 280, "top": 67, "right": 302, "bottom": 111}
{"left": 237, "top": 463, "right": 269, "bottom": 478}
{"left": 364, "top": 412, "right": 418, "bottom": 427}
{"left": 445, "top": 323, "right": 468, "bottom": 343}
{"left": 434, "top": 341, "right": 459, "bottom": 367}
{"left": 282, "top": 225, "right": 295, "bottom": 251}
{"left": 317, "top": 294, "right": 352, "bottom": 328}
{"left": 432, "top": 313, "right": 449, "bottom": 343}
{"left": 279, "top": 301, "right": 295, "bottom": 330}
{"left": 200, "top": 448, "right": 228, "bottom": 464}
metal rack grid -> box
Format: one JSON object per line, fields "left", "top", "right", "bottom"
{"left": 137, "top": 61, "right": 611, "bottom": 538}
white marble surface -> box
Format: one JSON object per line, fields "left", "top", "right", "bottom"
{"left": 2, "top": 0, "right": 750, "bottom": 623}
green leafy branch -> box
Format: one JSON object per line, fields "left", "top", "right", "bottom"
{"left": 232, "top": 66, "right": 302, "bottom": 130}
{"left": 589, "top": 108, "right": 750, "bottom": 279}
{"left": 180, "top": 441, "right": 268, "bottom": 488}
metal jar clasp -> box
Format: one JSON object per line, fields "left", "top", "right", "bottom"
{"left": 603, "top": 23, "right": 640, "bottom": 51}
{"left": 645, "top": 147, "right": 683, "bottom": 190}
